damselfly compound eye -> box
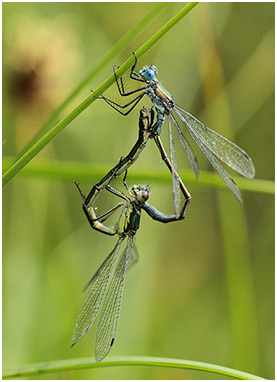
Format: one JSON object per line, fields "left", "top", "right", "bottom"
{"left": 140, "top": 67, "right": 156, "bottom": 81}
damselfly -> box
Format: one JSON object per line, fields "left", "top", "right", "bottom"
{"left": 98, "top": 53, "right": 255, "bottom": 211}
{"left": 85, "top": 107, "right": 191, "bottom": 220}
{"left": 72, "top": 173, "right": 186, "bottom": 361}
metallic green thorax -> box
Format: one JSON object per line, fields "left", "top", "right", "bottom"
{"left": 117, "top": 202, "right": 141, "bottom": 236}
{"left": 116, "top": 184, "right": 150, "bottom": 236}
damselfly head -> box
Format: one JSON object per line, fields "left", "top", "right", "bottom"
{"left": 131, "top": 184, "right": 150, "bottom": 203}
{"left": 139, "top": 65, "right": 158, "bottom": 82}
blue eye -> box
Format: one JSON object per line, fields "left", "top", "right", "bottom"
{"left": 145, "top": 69, "right": 155, "bottom": 80}
{"left": 140, "top": 67, "right": 156, "bottom": 81}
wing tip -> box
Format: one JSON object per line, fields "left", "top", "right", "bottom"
{"left": 95, "top": 338, "right": 115, "bottom": 362}
{"left": 71, "top": 338, "right": 78, "bottom": 348}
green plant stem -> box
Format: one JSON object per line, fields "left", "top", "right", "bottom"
{"left": 2, "top": 2, "right": 198, "bottom": 188}
{"left": 2, "top": 156, "right": 274, "bottom": 196}
{"left": 2, "top": 356, "right": 266, "bottom": 380}
{"left": 17, "top": 2, "right": 168, "bottom": 159}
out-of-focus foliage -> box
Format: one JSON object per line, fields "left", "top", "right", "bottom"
{"left": 3, "top": 3, "right": 274, "bottom": 380}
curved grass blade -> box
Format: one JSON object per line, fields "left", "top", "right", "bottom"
{"left": 71, "top": 238, "right": 123, "bottom": 347}
{"left": 168, "top": 116, "right": 181, "bottom": 215}
{"left": 95, "top": 237, "right": 133, "bottom": 362}
{"left": 174, "top": 105, "right": 255, "bottom": 178}
{"left": 2, "top": 355, "right": 267, "bottom": 380}
{"left": 171, "top": 113, "right": 199, "bottom": 180}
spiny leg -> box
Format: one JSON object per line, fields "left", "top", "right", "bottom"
{"left": 113, "top": 64, "right": 148, "bottom": 96}
{"left": 96, "top": 52, "right": 147, "bottom": 115}
{"left": 129, "top": 52, "right": 146, "bottom": 82}
{"left": 99, "top": 92, "right": 146, "bottom": 116}
{"left": 105, "top": 184, "right": 130, "bottom": 203}
{"left": 96, "top": 203, "right": 124, "bottom": 224}
{"left": 113, "top": 53, "right": 146, "bottom": 96}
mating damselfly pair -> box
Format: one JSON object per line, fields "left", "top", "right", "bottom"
{"left": 71, "top": 53, "right": 255, "bottom": 361}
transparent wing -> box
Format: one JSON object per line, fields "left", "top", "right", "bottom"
{"left": 178, "top": 115, "right": 242, "bottom": 202}
{"left": 168, "top": 115, "right": 181, "bottom": 215}
{"left": 174, "top": 105, "right": 255, "bottom": 178}
{"left": 95, "top": 237, "right": 133, "bottom": 362}
{"left": 126, "top": 242, "right": 139, "bottom": 272}
{"left": 171, "top": 113, "right": 199, "bottom": 180}
{"left": 71, "top": 238, "right": 123, "bottom": 347}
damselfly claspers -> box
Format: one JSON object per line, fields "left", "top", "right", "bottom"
{"left": 72, "top": 172, "right": 186, "bottom": 361}
{"left": 85, "top": 107, "right": 191, "bottom": 220}
{"left": 98, "top": 52, "right": 255, "bottom": 211}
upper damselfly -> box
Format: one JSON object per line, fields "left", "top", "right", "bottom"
{"left": 98, "top": 52, "right": 255, "bottom": 212}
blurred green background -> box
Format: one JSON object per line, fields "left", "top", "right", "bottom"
{"left": 2, "top": 2, "right": 274, "bottom": 380}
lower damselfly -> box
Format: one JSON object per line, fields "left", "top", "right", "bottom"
{"left": 97, "top": 52, "right": 255, "bottom": 211}
{"left": 72, "top": 172, "right": 186, "bottom": 361}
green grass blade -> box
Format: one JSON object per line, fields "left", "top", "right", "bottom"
{"left": 2, "top": 356, "right": 266, "bottom": 380}
{"left": 2, "top": 156, "right": 274, "bottom": 196}
{"left": 16, "top": 3, "right": 168, "bottom": 159}
{"left": 2, "top": 2, "right": 199, "bottom": 188}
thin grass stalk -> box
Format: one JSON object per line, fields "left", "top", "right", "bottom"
{"left": 2, "top": 356, "right": 266, "bottom": 380}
